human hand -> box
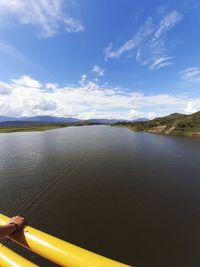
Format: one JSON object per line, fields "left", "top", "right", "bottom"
{"left": 8, "top": 216, "right": 25, "bottom": 231}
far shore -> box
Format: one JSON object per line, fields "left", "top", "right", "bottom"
{"left": 1, "top": 122, "right": 200, "bottom": 138}
{"left": 0, "top": 124, "right": 68, "bottom": 133}
{"left": 0, "top": 123, "right": 102, "bottom": 133}
{"left": 113, "top": 124, "right": 200, "bottom": 137}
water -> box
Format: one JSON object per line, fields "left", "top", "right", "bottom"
{"left": 0, "top": 125, "right": 200, "bottom": 267}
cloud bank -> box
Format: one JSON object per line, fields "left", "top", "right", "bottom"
{"left": 0, "top": 75, "right": 199, "bottom": 120}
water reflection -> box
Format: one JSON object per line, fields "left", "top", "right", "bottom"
{"left": 0, "top": 126, "right": 200, "bottom": 267}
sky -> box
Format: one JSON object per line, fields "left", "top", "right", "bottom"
{"left": 0, "top": 0, "right": 200, "bottom": 120}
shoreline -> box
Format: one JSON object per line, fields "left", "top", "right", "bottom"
{"left": 1, "top": 123, "right": 200, "bottom": 137}
{"left": 0, "top": 123, "right": 103, "bottom": 133}
{"left": 0, "top": 125, "right": 68, "bottom": 133}
{"left": 112, "top": 124, "right": 200, "bottom": 138}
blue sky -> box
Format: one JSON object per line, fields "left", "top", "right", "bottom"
{"left": 0, "top": 0, "right": 200, "bottom": 119}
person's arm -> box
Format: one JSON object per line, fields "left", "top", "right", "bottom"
{"left": 0, "top": 216, "right": 25, "bottom": 239}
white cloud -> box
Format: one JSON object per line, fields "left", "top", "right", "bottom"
{"left": 33, "top": 99, "right": 57, "bottom": 111}
{"left": 0, "top": 0, "right": 84, "bottom": 37}
{"left": 129, "top": 109, "right": 144, "bottom": 119}
{"left": 153, "top": 11, "right": 182, "bottom": 40}
{"left": 104, "top": 18, "right": 154, "bottom": 60}
{"left": 11, "top": 75, "right": 42, "bottom": 88}
{"left": 180, "top": 67, "right": 200, "bottom": 85}
{"left": 63, "top": 16, "right": 84, "bottom": 33}
{"left": 184, "top": 100, "right": 200, "bottom": 113}
{"left": 149, "top": 57, "right": 172, "bottom": 70}
{"left": 0, "top": 75, "right": 199, "bottom": 119}
{"left": 105, "top": 10, "right": 182, "bottom": 70}
{"left": 147, "top": 112, "right": 157, "bottom": 119}
{"left": 46, "top": 83, "right": 58, "bottom": 91}
{"left": 0, "top": 82, "right": 11, "bottom": 95}
{"left": 92, "top": 65, "right": 105, "bottom": 76}
{"left": 79, "top": 74, "right": 87, "bottom": 86}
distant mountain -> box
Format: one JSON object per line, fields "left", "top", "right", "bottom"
{"left": 0, "top": 121, "right": 48, "bottom": 127}
{"left": 0, "top": 116, "right": 80, "bottom": 123}
{"left": 86, "top": 119, "right": 122, "bottom": 124}
{"left": 0, "top": 116, "right": 19, "bottom": 122}
{"left": 22, "top": 116, "right": 80, "bottom": 123}
{"left": 114, "top": 111, "right": 200, "bottom": 137}
{"left": 86, "top": 118, "right": 149, "bottom": 124}
{"left": 2, "top": 112, "right": 199, "bottom": 136}
{"left": 0, "top": 116, "right": 149, "bottom": 125}
{"left": 132, "top": 117, "right": 149, "bottom": 122}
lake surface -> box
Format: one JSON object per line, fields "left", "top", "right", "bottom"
{"left": 0, "top": 125, "right": 200, "bottom": 267}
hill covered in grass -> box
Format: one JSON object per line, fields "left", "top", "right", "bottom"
{"left": 114, "top": 111, "right": 200, "bottom": 136}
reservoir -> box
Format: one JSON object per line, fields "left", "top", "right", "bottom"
{"left": 0, "top": 125, "right": 200, "bottom": 267}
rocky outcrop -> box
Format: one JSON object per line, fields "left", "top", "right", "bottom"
{"left": 147, "top": 125, "right": 167, "bottom": 133}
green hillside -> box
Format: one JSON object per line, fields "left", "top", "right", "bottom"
{"left": 114, "top": 111, "right": 200, "bottom": 136}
